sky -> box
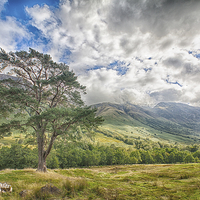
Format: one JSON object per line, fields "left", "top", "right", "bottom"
{"left": 1, "top": 0, "right": 200, "bottom": 106}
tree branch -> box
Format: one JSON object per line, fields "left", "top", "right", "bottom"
{"left": 44, "top": 133, "right": 57, "bottom": 159}
{"left": 50, "top": 82, "right": 61, "bottom": 108}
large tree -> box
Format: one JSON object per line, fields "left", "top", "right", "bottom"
{"left": 0, "top": 48, "right": 103, "bottom": 172}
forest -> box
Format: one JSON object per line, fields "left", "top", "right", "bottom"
{"left": 0, "top": 140, "right": 199, "bottom": 170}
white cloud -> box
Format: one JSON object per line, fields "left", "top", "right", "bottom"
{"left": 23, "top": 0, "right": 200, "bottom": 106}
{"left": 0, "top": 0, "right": 30, "bottom": 51}
{"left": 0, "top": 17, "right": 29, "bottom": 51}
{"left": 0, "top": 0, "right": 7, "bottom": 13}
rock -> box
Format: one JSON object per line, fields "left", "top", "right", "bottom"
{"left": 0, "top": 182, "right": 12, "bottom": 193}
{"left": 40, "top": 184, "right": 61, "bottom": 195}
{"left": 19, "top": 190, "right": 29, "bottom": 197}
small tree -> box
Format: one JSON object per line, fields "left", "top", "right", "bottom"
{"left": 0, "top": 48, "right": 103, "bottom": 172}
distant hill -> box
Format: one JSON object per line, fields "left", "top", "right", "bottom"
{"left": 93, "top": 102, "right": 200, "bottom": 144}
{"left": 0, "top": 74, "right": 17, "bottom": 80}
{"left": 153, "top": 102, "right": 200, "bottom": 130}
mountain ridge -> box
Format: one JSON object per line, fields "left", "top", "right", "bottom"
{"left": 93, "top": 102, "right": 200, "bottom": 144}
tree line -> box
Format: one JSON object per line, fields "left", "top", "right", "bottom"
{"left": 0, "top": 142, "right": 200, "bottom": 170}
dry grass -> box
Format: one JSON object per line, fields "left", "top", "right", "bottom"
{"left": 1, "top": 164, "right": 200, "bottom": 199}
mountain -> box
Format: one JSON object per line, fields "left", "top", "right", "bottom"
{"left": 0, "top": 74, "right": 19, "bottom": 81}
{"left": 93, "top": 102, "right": 200, "bottom": 144}
{"left": 153, "top": 102, "right": 200, "bottom": 131}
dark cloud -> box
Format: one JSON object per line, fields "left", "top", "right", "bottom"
{"left": 163, "top": 57, "right": 183, "bottom": 68}
{"left": 120, "top": 37, "right": 141, "bottom": 55}
{"left": 160, "top": 39, "right": 173, "bottom": 50}
{"left": 93, "top": 25, "right": 101, "bottom": 43}
{"left": 150, "top": 89, "right": 182, "bottom": 102}
{"left": 106, "top": 0, "right": 200, "bottom": 48}
{"left": 138, "top": 76, "right": 156, "bottom": 87}
{"left": 189, "top": 91, "right": 200, "bottom": 105}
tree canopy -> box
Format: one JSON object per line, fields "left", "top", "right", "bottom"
{"left": 0, "top": 48, "right": 103, "bottom": 171}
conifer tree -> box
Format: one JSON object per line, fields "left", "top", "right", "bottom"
{"left": 0, "top": 48, "right": 103, "bottom": 172}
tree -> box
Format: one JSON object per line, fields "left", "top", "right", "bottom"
{"left": 0, "top": 48, "right": 103, "bottom": 172}
{"left": 0, "top": 144, "right": 38, "bottom": 170}
{"left": 184, "top": 153, "right": 195, "bottom": 163}
{"left": 154, "top": 151, "right": 164, "bottom": 164}
{"left": 168, "top": 152, "right": 175, "bottom": 163}
{"left": 130, "top": 150, "right": 142, "bottom": 164}
{"left": 144, "top": 151, "right": 154, "bottom": 164}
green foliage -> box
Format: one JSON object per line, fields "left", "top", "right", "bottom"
{"left": 0, "top": 141, "right": 200, "bottom": 171}
{"left": 154, "top": 152, "right": 164, "bottom": 163}
{"left": 184, "top": 154, "right": 195, "bottom": 163}
{"left": 168, "top": 152, "right": 176, "bottom": 163}
{"left": 0, "top": 144, "right": 38, "bottom": 170}
{"left": 46, "top": 150, "right": 59, "bottom": 169}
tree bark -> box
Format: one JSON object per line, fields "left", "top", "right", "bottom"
{"left": 37, "top": 154, "right": 47, "bottom": 172}
{"left": 37, "top": 133, "right": 47, "bottom": 172}
{"left": 37, "top": 132, "right": 57, "bottom": 172}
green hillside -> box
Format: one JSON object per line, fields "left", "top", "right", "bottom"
{"left": 1, "top": 101, "right": 200, "bottom": 150}
{"left": 94, "top": 102, "right": 200, "bottom": 145}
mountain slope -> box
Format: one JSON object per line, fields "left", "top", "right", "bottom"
{"left": 93, "top": 102, "right": 200, "bottom": 144}
{"left": 153, "top": 102, "right": 200, "bottom": 131}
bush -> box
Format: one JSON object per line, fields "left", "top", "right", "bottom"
{"left": 46, "top": 150, "right": 59, "bottom": 169}
{"left": 0, "top": 144, "right": 38, "bottom": 170}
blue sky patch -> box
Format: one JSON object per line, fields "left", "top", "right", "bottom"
{"left": 166, "top": 78, "right": 182, "bottom": 87}
{"left": 86, "top": 61, "right": 129, "bottom": 75}
{"left": 108, "top": 61, "right": 129, "bottom": 75}
{"left": 86, "top": 65, "right": 104, "bottom": 72}
{"left": 28, "top": 26, "right": 50, "bottom": 45}
{"left": 1, "top": 0, "right": 60, "bottom": 52}
{"left": 2, "top": 0, "right": 59, "bottom": 21}
{"left": 58, "top": 49, "right": 72, "bottom": 64}
{"left": 143, "top": 67, "right": 152, "bottom": 72}
{"left": 188, "top": 50, "right": 200, "bottom": 60}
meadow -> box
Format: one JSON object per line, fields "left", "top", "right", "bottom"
{"left": 1, "top": 163, "right": 200, "bottom": 199}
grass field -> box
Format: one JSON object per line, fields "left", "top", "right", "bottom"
{"left": 1, "top": 163, "right": 200, "bottom": 199}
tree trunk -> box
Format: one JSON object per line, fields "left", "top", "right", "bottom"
{"left": 37, "top": 154, "right": 47, "bottom": 172}
{"left": 36, "top": 131, "right": 56, "bottom": 172}
{"left": 37, "top": 133, "right": 47, "bottom": 172}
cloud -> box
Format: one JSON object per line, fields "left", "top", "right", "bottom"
{"left": 0, "top": 0, "right": 7, "bottom": 13}
{"left": 150, "top": 89, "right": 182, "bottom": 102}
{"left": 0, "top": 0, "right": 30, "bottom": 51}
{"left": 12, "top": 0, "right": 200, "bottom": 106}
{"left": 26, "top": 0, "right": 200, "bottom": 61}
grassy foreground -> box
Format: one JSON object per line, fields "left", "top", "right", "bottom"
{"left": 1, "top": 164, "right": 200, "bottom": 199}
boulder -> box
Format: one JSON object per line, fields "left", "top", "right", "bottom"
{"left": 40, "top": 184, "right": 61, "bottom": 195}
{"left": 0, "top": 182, "right": 12, "bottom": 193}
{"left": 19, "top": 190, "right": 30, "bottom": 197}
